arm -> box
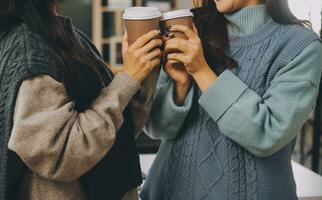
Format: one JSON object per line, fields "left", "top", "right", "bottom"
{"left": 144, "top": 68, "right": 194, "bottom": 141}
{"left": 130, "top": 67, "right": 160, "bottom": 136}
{"left": 199, "top": 41, "right": 322, "bottom": 157}
{"left": 8, "top": 72, "right": 141, "bottom": 181}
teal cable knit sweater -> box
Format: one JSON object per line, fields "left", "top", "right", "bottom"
{"left": 142, "top": 4, "right": 322, "bottom": 200}
{"left": 145, "top": 5, "right": 322, "bottom": 156}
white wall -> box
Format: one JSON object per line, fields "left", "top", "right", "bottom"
{"left": 288, "top": 0, "right": 322, "bottom": 34}
{"left": 177, "top": 0, "right": 194, "bottom": 9}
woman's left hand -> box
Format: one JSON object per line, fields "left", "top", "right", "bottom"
{"left": 165, "top": 25, "right": 218, "bottom": 92}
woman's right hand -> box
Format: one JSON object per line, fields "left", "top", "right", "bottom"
{"left": 122, "top": 30, "right": 162, "bottom": 82}
{"left": 164, "top": 60, "right": 192, "bottom": 106}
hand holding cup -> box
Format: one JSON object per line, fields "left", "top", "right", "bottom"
{"left": 122, "top": 31, "right": 162, "bottom": 82}
{"left": 165, "top": 24, "right": 208, "bottom": 75}
{"left": 165, "top": 24, "right": 218, "bottom": 92}
{"left": 122, "top": 7, "right": 162, "bottom": 82}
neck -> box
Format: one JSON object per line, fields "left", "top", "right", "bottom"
{"left": 224, "top": 4, "right": 270, "bottom": 38}
{"left": 242, "top": 0, "right": 263, "bottom": 7}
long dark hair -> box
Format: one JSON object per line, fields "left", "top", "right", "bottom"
{"left": 0, "top": 0, "right": 108, "bottom": 111}
{"left": 193, "top": 0, "right": 311, "bottom": 70}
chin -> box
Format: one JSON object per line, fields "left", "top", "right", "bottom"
{"left": 213, "top": 0, "right": 236, "bottom": 13}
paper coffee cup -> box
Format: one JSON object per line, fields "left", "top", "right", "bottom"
{"left": 123, "top": 7, "right": 161, "bottom": 45}
{"left": 160, "top": 9, "right": 194, "bottom": 40}
{"left": 161, "top": 9, "right": 194, "bottom": 65}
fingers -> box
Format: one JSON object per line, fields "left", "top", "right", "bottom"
{"left": 192, "top": 23, "right": 199, "bottom": 36}
{"left": 163, "top": 61, "right": 172, "bottom": 73}
{"left": 162, "top": 32, "right": 174, "bottom": 41}
{"left": 149, "top": 57, "right": 161, "bottom": 68}
{"left": 131, "top": 30, "right": 160, "bottom": 50}
{"left": 167, "top": 59, "right": 177, "bottom": 65}
{"left": 164, "top": 59, "right": 177, "bottom": 71}
{"left": 164, "top": 38, "right": 189, "bottom": 53}
{"left": 169, "top": 25, "right": 197, "bottom": 41}
{"left": 142, "top": 48, "right": 161, "bottom": 61}
{"left": 138, "top": 39, "right": 162, "bottom": 54}
{"left": 167, "top": 53, "right": 188, "bottom": 63}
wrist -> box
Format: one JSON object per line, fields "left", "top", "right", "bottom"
{"left": 192, "top": 66, "right": 217, "bottom": 92}
{"left": 174, "top": 76, "right": 192, "bottom": 87}
{"left": 173, "top": 81, "right": 191, "bottom": 106}
{"left": 174, "top": 80, "right": 191, "bottom": 88}
{"left": 110, "top": 66, "right": 124, "bottom": 75}
{"left": 175, "top": 81, "right": 191, "bottom": 93}
{"left": 123, "top": 70, "right": 143, "bottom": 82}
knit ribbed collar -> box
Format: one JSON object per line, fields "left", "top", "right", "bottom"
{"left": 224, "top": 4, "right": 269, "bottom": 37}
{"left": 224, "top": 4, "right": 279, "bottom": 47}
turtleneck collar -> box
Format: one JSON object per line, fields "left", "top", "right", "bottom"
{"left": 224, "top": 4, "right": 270, "bottom": 38}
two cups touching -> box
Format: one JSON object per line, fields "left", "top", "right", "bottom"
{"left": 123, "top": 7, "right": 194, "bottom": 65}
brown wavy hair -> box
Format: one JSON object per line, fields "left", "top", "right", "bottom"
{"left": 192, "top": 0, "right": 311, "bottom": 72}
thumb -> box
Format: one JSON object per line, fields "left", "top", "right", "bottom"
{"left": 192, "top": 23, "right": 199, "bottom": 36}
{"left": 164, "top": 60, "right": 176, "bottom": 71}
{"left": 122, "top": 32, "right": 129, "bottom": 53}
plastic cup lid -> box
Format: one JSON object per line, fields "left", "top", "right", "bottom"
{"left": 161, "top": 9, "right": 194, "bottom": 21}
{"left": 123, "top": 7, "right": 162, "bottom": 20}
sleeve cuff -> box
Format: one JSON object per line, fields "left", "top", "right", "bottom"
{"left": 111, "top": 72, "right": 142, "bottom": 98}
{"left": 198, "top": 70, "right": 248, "bottom": 122}
{"left": 162, "top": 81, "right": 194, "bottom": 120}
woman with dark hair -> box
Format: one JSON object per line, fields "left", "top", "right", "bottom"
{"left": 142, "top": 0, "right": 322, "bottom": 199}
{"left": 0, "top": 0, "right": 162, "bottom": 200}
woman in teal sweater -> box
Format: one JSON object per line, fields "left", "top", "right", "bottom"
{"left": 141, "top": 0, "right": 322, "bottom": 199}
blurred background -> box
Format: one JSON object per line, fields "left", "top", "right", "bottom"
{"left": 59, "top": 0, "right": 322, "bottom": 176}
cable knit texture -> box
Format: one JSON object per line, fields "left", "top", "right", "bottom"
{"left": 0, "top": 23, "right": 61, "bottom": 200}
{"left": 0, "top": 17, "right": 143, "bottom": 200}
{"left": 141, "top": 5, "right": 321, "bottom": 200}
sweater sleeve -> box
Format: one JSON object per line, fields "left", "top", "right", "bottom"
{"left": 129, "top": 67, "right": 160, "bottom": 137}
{"left": 8, "top": 72, "right": 141, "bottom": 182}
{"left": 198, "top": 41, "right": 322, "bottom": 157}
{"left": 144, "top": 68, "right": 194, "bottom": 141}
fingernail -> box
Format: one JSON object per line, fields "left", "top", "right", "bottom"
{"left": 165, "top": 33, "right": 173, "bottom": 38}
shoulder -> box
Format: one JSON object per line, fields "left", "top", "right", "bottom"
{"left": 73, "top": 27, "right": 114, "bottom": 83}
{"left": 270, "top": 23, "right": 321, "bottom": 64}
{"left": 2, "top": 24, "right": 61, "bottom": 80}
{"left": 274, "top": 41, "right": 322, "bottom": 83}
{"left": 12, "top": 24, "right": 56, "bottom": 62}
{"left": 296, "top": 40, "right": 322, "bottom": 77}
{"left": 2, "top": 23, "right": 56, "bottom": 64}
{"left": 302, "top": 40, "right": 322, "bottom": 56}
{"left": 277, "top": 23, "right": 320, "bottom": 48}
{"left": 269, "top": 39, "right": 322, "bottom": 90}
{"left": 74, "top": 28, "right": 102, "bottom": 57}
